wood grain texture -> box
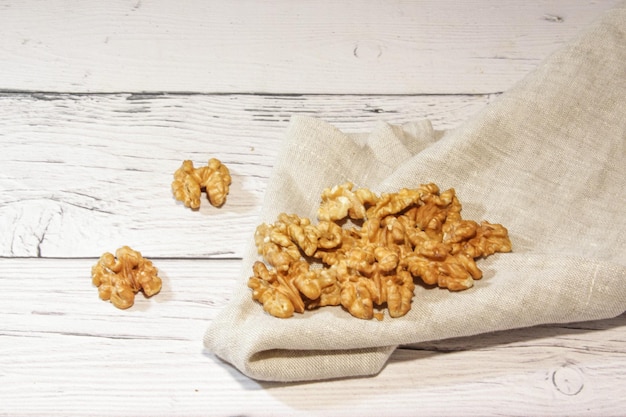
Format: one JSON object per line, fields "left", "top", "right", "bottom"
{"left": 0, "top": 92, "right": 491, "bottom": 258}
{"left": 1, "top": 258, "right": 625, "bottom": 417}
{"left": 0, "top": 0, "right": 621, "bottom": 94}
{"left": 1, "top": 1, "right": 625, "bottom": 414}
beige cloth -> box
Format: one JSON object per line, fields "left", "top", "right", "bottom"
{"left": 204, "top": 3, "right": 626, "bottom": 382}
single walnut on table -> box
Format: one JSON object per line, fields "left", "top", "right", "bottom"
{"left": 172, "top": 158, "right": 231, "bottom": 209}
{"left": 91, "top": 246, "right": 162, "bottom": 309}
{"left": 248, "top": 182, "right": 512, "bottom": 320}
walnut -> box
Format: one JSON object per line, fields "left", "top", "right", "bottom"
{"left": 340, "top": 275, "right": 378, "bottom": 320}
{"left": 254, "top": 214, "right": 345, "bottom": 271}
{"left": 443, "top": 219, "right": 479, "bottom": 244}
{"left": 172, "top": 158, "right": 231, "bottom": 209}
{"left": 306, "top": 273, "right": 342, "bottom": 309}
{"left": 316, "top": 221, "right": 343, "bottom": 250}
{"left": 248, "top": 260, "right": 340, "bottom": 318}
{"left": 374, "top": 246, "right": 400, "bottom": 272}
{"left": 469, "top": 221, "right": 513, "bottom": 256}
{"left": 91, "top": 246, "right": 162, "bottom": 309}
{"left": 248, "top": 182, "right": 512, "bottom": 319}
{"left": 248, "top": 261, "right": 300, "bottom": 318}
{"left": 318, "top": 182, "right": 378, "bottom": 221}
{"left": 254, "top": 221, "right": 301, "bottom": 271}
{"left": 385, "top": 270, "right": 415, "bottom": 318}
{"left": 404, "top": 252, "right": 480, "bottom": 291}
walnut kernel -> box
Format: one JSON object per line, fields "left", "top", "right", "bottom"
{"left": 91, "top": 246, "right": 162, "bottom": 309}
{"left": 172, "top": 158, "right": 231, "bottom": 209}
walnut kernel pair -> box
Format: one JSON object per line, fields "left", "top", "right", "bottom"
{"left": 248, "top": 183, "right": 512, "bottom": 320}
{"left": 91, "top": 158, "right": 230, "bottom": 309}
{"left": 91, "top": 246, "right": 162, "bottom": 309}
{"left": 172, "top": 158, "right": 231, "bottom": 209}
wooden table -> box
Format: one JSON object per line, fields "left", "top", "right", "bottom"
{"left": 1, "top": 1, "right": 625, "bottom": 415}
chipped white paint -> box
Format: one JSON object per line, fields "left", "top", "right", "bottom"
{"left": 1, "top": 1, "right": 625, "bottom": 415}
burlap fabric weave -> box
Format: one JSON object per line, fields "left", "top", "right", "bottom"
{"left": 204, "top": 3, "right": 626, "bottom": 382}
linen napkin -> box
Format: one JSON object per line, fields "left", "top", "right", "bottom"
{"left": 204, "top": 2, "right": 626, "bottom": 382}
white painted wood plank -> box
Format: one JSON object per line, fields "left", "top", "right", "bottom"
{"left": 0, "top": 0, "right": 621, "bottom": 94}
{"left": 1, "top": 258, "right": 625, "bottom": 416}
{"left": 0, "top": 92, "right": 491, "bottom": 258}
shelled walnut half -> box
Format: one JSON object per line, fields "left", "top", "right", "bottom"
{"left": 91, "top": 246, "right": 162, "bottom": 309}
{"left": 172, "top": 158, "right": 231, "bottom": 209}
{"left": 248, "top": 182, "right": 512, "bottom": 320}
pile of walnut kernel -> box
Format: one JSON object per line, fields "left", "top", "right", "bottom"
{"left": 248, "top": 182, "right": 512, "bottom": 320}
